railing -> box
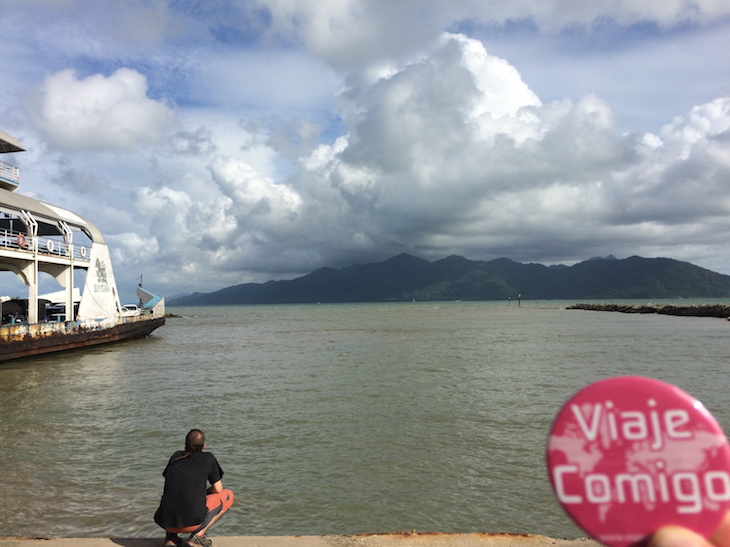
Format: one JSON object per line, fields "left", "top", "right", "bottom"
{"left": 0, "top": 160, "right": 20, "bottom": 184}
{"left": 0, "top": 229, "right": 90, "bottom": 262}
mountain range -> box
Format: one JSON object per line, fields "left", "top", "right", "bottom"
{"left": 168, "top": 254, "right": 730, "bottom": 305}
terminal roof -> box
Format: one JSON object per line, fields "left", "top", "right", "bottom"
{"left": 0, "top": 130, "right": 25, "bottom": 153}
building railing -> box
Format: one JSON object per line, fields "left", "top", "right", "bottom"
{"left": 0, "top": 160, "right": 20, "bottom": 184}
{"left": 0, "top": 229, "right": 90, "bottom": 262}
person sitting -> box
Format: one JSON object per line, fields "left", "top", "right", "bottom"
{"left": 154, "top": 429, "right": 234, "bottom": 547}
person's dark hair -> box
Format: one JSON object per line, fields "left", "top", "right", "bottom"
{"left": 173, "top": 429, "right": 206, "bottom": 461}
{"left": 185, "top": 429, "right": 206, "bottom": 452}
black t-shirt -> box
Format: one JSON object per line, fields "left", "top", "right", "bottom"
{"left": 154, "top": 451, "right": 224, "bottom": 529}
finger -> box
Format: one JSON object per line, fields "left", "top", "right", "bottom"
{"left": 648, "top": 526, "right": 715, "bottom": 547}
{"left": 710, "top": 513, "right": 730, "bottom": 547}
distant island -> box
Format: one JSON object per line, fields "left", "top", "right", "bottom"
{"left": 168, "top": 254, "right": 730, "bottom": 306}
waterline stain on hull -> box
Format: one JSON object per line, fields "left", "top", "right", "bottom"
{"left": 0, "top": 316, "right": 165, "bottom": 361}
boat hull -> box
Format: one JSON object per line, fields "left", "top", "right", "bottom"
{"left": 0, "top": 316, "right": 165, "bottom": 362}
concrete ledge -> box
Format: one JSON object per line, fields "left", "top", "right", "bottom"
{"left": 0, "top": 534, "right": 599, "bottom": 547}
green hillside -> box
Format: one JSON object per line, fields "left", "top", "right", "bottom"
{"left": 169, "top": 254, "right": 730, "bottom": 305}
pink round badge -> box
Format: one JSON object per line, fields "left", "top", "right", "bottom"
{"left": 547, "top": 376, "right": 730, "bottom": 547}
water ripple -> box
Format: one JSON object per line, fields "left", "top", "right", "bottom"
{"left": 1, "top": 301, "right": 729, "bottom": 538}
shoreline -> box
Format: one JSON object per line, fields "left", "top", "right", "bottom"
{"left": 0, "top": 534, "right": 599, "bottom": 547}
{"left": 567, "top": 303, "right": 730, "bottom": 319}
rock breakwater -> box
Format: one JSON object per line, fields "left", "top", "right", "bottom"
{"left": 567, "top": 303, "right": 730, "bottom": 319}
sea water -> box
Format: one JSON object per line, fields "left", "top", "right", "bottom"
{"left": 0, "top": 300, "right": 729, "bottom": 538}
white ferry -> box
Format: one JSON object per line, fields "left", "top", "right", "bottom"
{"left": 0, "top": 129, "right": 165, "bottom": 361}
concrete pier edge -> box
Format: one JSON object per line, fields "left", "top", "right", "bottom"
{"left": 0, "top": 534, "right": 599, "bottom": 547}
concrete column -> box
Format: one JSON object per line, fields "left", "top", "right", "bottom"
{"left": 25, "top": 259, "right": 38, "bottom": 324}
{"left": 64, "top": 266, "right": 74, "bottom": 321}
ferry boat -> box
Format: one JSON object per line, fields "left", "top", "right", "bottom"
{"left": 0, "top": 129, "right": 165, "bottom": 361}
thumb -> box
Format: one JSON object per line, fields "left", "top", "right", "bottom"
{"left": 649, "top": 514, "right": 730, "bottom": 547}
{"left": 649, "top": 527, "right": 715, "bottom": 547}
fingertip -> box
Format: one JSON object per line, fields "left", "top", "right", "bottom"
{"left": 648, "top": 527, "right": 713, "bottom": 547}
{"left": 709, "top": 512, "right": 730, "bottom": 546}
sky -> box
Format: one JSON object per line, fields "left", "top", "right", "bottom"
{"left": 1, "top": 0, "right": 730, "bottom": 302}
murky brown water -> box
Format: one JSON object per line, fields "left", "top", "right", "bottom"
{"left": 1, "top": 301, "right": 728, "bottom": 538}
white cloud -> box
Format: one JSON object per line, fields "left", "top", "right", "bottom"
{"left": 282, "top": 36, "right": 621, "bottom": 256}
{"left": 279, "top": 33, "right": 730, "bottom": 271}
{"left": 660, "top": 98, "right": 730, "bottom": 155}
{"left": 607, "top": 97, "right": 730, "bottom": 224}
{"left": 256, "top": 0, "right": 730, "bottom": 67}
{"left": 3, "top": 1, "right": 730, "bottom": 301}
{"left": 209, "top": 155, "right": 303, "bottom": 230}
{"left": 256, "top": 0, "right": 442, "bottom": 69}
{"left": 30, "top": 68, "right": 176, "bottom": 152}
{"left": 107, "top": 231, "right": 161, "bottom": 265}
{"left": 454, "top": 33, "right": 541, "bottom": 119}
